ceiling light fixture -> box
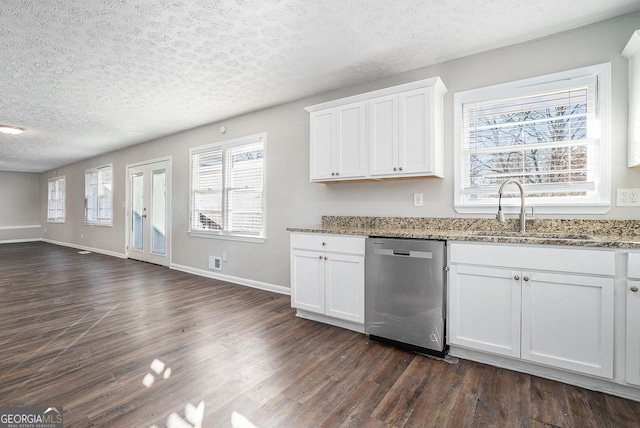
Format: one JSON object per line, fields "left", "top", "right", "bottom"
{"left": 0, "top": 125, "right": 25, "bottom": 135}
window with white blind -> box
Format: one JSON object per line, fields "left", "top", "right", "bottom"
{"left": 454, "top": 63, "right": 611, "bottom": 214}
{"left": 47, "top": 176, "right": 65, "bottom": 223}
{"left": 190, "top": 133, "right": 266, "bottom": 242}
{"left": 85, "top": 164, "right": 113, "bottom": 225}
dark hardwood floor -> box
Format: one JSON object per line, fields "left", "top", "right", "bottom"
{"left": 1, "top": 242, "right": 639, "bottom": 427}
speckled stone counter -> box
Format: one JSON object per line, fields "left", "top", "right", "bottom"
{"left": 287, "top": 216, "right": 640, "bottom": 249}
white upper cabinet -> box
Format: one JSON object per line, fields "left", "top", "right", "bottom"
{"left": 399, "top": 88, "right": 434, "bottom": 175}
{"left": 306, "top": 77, "right": 446, "bottom": 182}
{"left": 369, "top": 94, "right": 399, "bottom": 176}
{"left": 310, "top": 109, "right": 335, "bottom": 180}
{"left": 310, "top": 101, "right": 366, "bottom": 181}
{"left": 336, "top": 103, "right": 366, "bottom": 179}
{"left": 623, "top": 30, "right": 640, "bottom": 167}
{"left": 370, "top": 86, "right": 441, "bottom": 177}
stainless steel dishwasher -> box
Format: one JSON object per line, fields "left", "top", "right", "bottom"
{"left": 365, "top": 238, "right": 446, "bottom": 357}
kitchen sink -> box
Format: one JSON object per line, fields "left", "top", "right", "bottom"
{"left": 467, "top": 231, "right": 594, "bottom": 240}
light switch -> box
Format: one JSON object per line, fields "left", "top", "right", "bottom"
{"left": 413, "top": 193, "right": 423, "bottom": 207}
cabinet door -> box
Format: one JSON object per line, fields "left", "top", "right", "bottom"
{"left": 324, "top": 253, "right": 365, "bottom": 324}
{"left": 291, "top": 250, "right": 325, "bottom": 314}
{"left": 336, "top": 102, "right": 366, "bottom": 179}
{"left": 309, "top": 110, "right": 335, "bottom": 181}
{"left": 398, "top": 87, "right": 432, "bottom": 175}
{"left": 521, "top": 272, "right": 614, "bottom": 379}
{"left": 626, "top": 279, "right": 640, "bottom": 386}
{"left": 368, "top": 94, "right": 398, "bottom": 176}
{"left": 448, "top": 265, "right": 521, "bottom": 357}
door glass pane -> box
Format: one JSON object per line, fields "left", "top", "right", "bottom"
{"left": 131, "top": 173, "right": 143, "bottom": 251}
{"left": 152, "top": 170, "right": 166, "bottom": 255}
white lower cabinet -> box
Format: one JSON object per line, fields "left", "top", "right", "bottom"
{"left": 290, "top": 233, "right": 365, "bottom": 327}
{"left": 448, "top": 265, "right": 521, "bottom": 358}
{"left": 449, "top": 242, "right": 615, "bottom": 379}
{"left": 626, "top": 253, "right": 640, "bottom": 386}
{"left": 521, "top": 271, "right": 613, "bottom": 378}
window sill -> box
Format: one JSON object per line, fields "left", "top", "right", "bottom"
{"left": 84, "top": 222, "right": 113, "bottom": 227}
{"left": 188, "top": 231, "right": 266, "bottom": 243}
{"left": 454, "top": 203, "right": 611, "bottom": 216}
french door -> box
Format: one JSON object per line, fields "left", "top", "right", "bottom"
{"left": 127, "top": 159, "right": 171, "bottom": 266}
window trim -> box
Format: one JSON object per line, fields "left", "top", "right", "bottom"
{"left": 453, "top": 63, "right": 611, "bottom": 215}
{"left": 47, "top": 175, "right": 66, "bottom": 223}
{"left": 84, "top": 164, "right": 114, "bottom": 226}
{"left": 188, "top": 133, "right": 267, "bottom": 243}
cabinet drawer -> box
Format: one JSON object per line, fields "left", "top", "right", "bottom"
{"left": 291, "top": 233, "right": 365, "bottom": 255}
{"left": 450, "top": 242, "right": 615, "bottom": 276}
{"left": 628, "top": 253, "right": 640, "bottom": 279}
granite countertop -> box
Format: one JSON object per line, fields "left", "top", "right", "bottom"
{"left": 287, "top": 216, "right": 640, "bottom": 249}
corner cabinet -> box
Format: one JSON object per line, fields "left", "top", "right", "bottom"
{"left": 306, "top": 77, "right": 446, "bottom": 182}
{"left": 623, "top": 30, "right": 640, "bottom": 167}
{"left": 290, "top": 233, "right": 365, "bottom": 332}
{"left": 449, "top": 242, "right": 615, "bottom": 379}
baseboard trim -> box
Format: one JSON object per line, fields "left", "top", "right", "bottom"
{"left": 0, "top": 224, "right": 41, "bottom": 230}
{"left": 41, "top": 239, "right": 127, "bottom": 259}
{"left": 0, "top": 238, "right": 42, "bottom": 244}
{"left": 170, "top": 263, "right": 290, "bottom": 296}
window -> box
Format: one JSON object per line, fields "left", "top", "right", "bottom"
{"left": 47, "top": 176, "right": 65, "bottom": 223}
{"left": 190, "top": 133, "right": 266, "bottom": 241}
{"left": 85, "top": 164, "right": 113, "bottom": 225}
{"left": 454, "top": 63, "right": 611, "bottom": 214}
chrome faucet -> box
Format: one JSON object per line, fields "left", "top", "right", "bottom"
{"left": 496, "top": 179, "right": 529, "bottom": 234}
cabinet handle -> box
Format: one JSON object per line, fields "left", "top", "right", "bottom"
{"left": 322, "top": 242, "right": 326, "bottom": 246}
{"left": 399, "top": 167, "right": 403, "bottom": 171}
{"left": 319, "top": 255, "right": 323, "bottom": 260}
{"left": 324, "top": 256, "right": 328, "bottom": 260}
{"left": 523, "top": 277, "right": 530, "bottom": 281}
{"left": 514, "top": 275, "right": 520, "bottom": 281}
{"left": 336, "top": 172, "right": 340, "bottom": 176}
{"left": 331, "top": 172, "right": 335, "bottom": 176}
{"left": 393, "top": 167, "right": 397, "bottom": 171}
{"left": 632, "top": 286, "right": 639, "bottom": 293}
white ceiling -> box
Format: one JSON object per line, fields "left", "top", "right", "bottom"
{"left": 1, "top": 0, "right": 638, "bottom": 173}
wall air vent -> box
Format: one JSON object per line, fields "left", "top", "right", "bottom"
{"left": 209, "top": 256, "right": 222, "bottom": 271}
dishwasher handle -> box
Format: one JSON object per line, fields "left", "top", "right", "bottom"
{"left": 373, "top": 248, "right": 433, "bottom": 259}
{"left": 393, "top": 249, "right": 411, "bottom": 256}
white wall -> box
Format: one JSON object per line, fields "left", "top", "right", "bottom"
{"left": 40, "top": 13, "right": 640, "bottom": 290}
{"left": 0, "top": 172, "right": 41, "bottom": 242}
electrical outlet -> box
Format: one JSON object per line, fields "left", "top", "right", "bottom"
{"left": 617, "top": 189, "right": 640, "bottom": 206}
{"left": 413, "top": 193, "right": 424, "bottom": 207}
{"left": 222, "top": 252, "right": 227, "bottom": 262}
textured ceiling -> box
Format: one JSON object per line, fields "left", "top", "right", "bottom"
{"left": 1, "top": 0, "right": 639, "bottom": 172}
